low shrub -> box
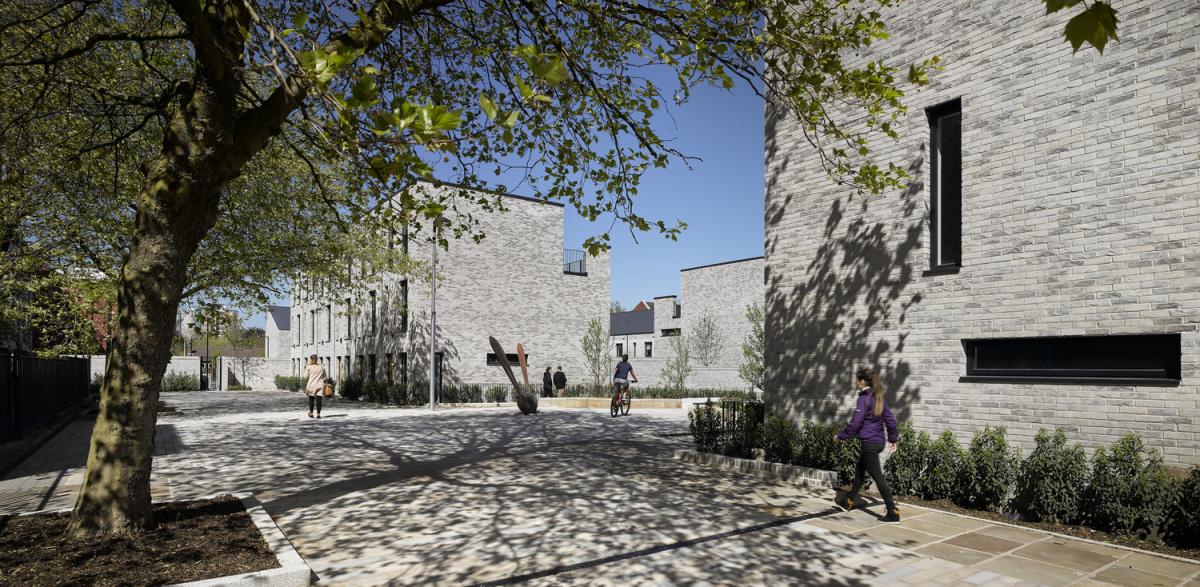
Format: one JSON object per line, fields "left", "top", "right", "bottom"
{"left": 485, "top": 385, "right": 508, "bottom": 404}
{"left": 1085, "top": 434, "right": 1179, "bottom": 540}
{"left": 89, "top": 373, "right": 103, "bottom": 395}
{"left": 798, "top": 421, "right": 861, "bottom": 486}
{"left": 274, "top": 375, "right": 306, "bottom": 393}
{"left": 558, "top": 384, "right": 753, "bottom": 400}
{"left": 1013, "top": 428, "right": 1088, "bottom": 524}
{"left": 688, "top": 400, "right": 721, "bottom": 453}
{"left": 762, "top": 415, "right": 799, "bottom": 464}
{"left": 227, "top": 384, "right": 252, "bottom": 391}
{"left": 920, "top": 431, "right": 963, "bottom": 500}
{"left": 1169, "top": 467, "right": 1200, "bottom": 547}
{"left": 340, "top": 377, "right": 363, "bottom": 401}
{"left": 955, "top": 426, "right": 1020, "bottom": 511}
{"left": 162, "top": 371, "right": 200, "bottom": 392}
{"left": 363, "top": 380, "right": 389, "bottom": 404}
{"left": 885, "top": 421, "right": 930, "bottom": 496}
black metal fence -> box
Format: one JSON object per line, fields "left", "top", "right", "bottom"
{"left": 563, "top": 248, "right": 587, "bottom": 275}
{"left": 720, "top": 398, "right": 765, "bottom": 446}
{"left": 0, "top": 354, "right": 90, "bottom": 443}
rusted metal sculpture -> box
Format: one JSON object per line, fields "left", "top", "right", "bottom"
{"left": 488, "top": 336, "right": 538, "bottom": 414}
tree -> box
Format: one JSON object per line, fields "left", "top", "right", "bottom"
{"left": 662, "top": 334, "right": 693, "bottom": 392}
{"left": 738, "top": 304, "right": 764, "bottom": 390}
{"left": 580, "top": 317, "right": 608, "bottom": 391}
{"left": 691, "top": 310, "right": 724, "bottom": 367}
{"left": 610, "top": 301, "right": 625, "bottom": 314}
{"left": 1043, "top": 0, "right": 1120, "bottom": 53}
{"left": 3, "top": 0, "right": 936, "bottom": 537}
{"left": 229, "top": 355, "right": 265, "bottom": 388}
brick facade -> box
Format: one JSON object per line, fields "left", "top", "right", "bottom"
{"left": 764, "top": 0, "right": 1199, "bottom": 463}
{"left": 288, "top": 182, "right": 610, "bottom": 389}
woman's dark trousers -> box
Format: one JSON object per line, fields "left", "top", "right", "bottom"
{"left": 849, "top": 441, "right": 895, "bottom": 511}
{"left": 308, "top": 394, "right": 322, "bottom": 414}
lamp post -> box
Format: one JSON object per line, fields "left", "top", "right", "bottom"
{"left": 429, "top": 217, "right": 439, "bottom": 412}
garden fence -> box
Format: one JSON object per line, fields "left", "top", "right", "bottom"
{"left": 0, "top": 353, "right": 89, "bottom": 444}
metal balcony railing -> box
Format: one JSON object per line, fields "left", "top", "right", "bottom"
{"left": 563, "top": 249, "right": 587, "bottom": 275}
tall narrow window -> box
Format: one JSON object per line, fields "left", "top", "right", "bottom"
{"left": 325, "top": 304, "right": 332, "bottom": 342}
{"left": 616, "top": 343, "right": 624, "bottom": 357}
{"left": 310, "top": 310, "right": 316, "bottom": 344}
{"left": 928, "top": 98, "right": 962, "bottom": 271}
{"left": 344, "top": 298, "right": 352, "bottom": 339}
{"left": 386, "top": 353, "right": 394, "bottom": 384}
{"left": 370, "top": 290, "right": 377, "bottom": 334}
{"left": 645, "top": 342, "right": 653, "bottom": 358}
{"left": 369, "top": 354, "right": 377, "bottom": 382}
{"left": 400, "top": 280, "right": 409, "bottom": 333}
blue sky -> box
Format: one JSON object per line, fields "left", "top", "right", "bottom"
{"left": 570, "top": 83, "right": 765, "bottom": 309}
{"left": 247, "top": 81, "right": 764, "bottom": 328}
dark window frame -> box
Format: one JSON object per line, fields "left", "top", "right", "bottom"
{"left": 645, "top": 342, "right": 653, "bottom": 358}
{"left": 615, "top": 343, "right": 623, "bottom": 357}
{"left": 661, "top": 328, "right": 681, "bottom": 337}
{"left": 961, "top": 333, "right": 1181, "bottom": 385}
{"left": 927, "top": 98, "right": 963, "bottom": 274}
{"left": 486, "top": 353, "right": 528, "bottom": 367}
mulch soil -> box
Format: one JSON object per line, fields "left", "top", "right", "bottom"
{"left": 891, "top": 495, "right": 1200, "bottom": 561}
{"left": 0, "top": 495, "right": 279, "bottom": 586}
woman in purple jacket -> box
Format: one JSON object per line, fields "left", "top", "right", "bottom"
{"left": 834, "top": 366, "right": 900, "bottom": 522}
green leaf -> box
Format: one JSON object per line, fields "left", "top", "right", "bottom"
{"left": 500, "top": 110, "right": 520, "bottom": 129}
{"left": 516, "top": 79, "right": 534, "bottom": 100}
{"left": 1064, "top": 1, "right": 1119, "bottom": 53}
{"left": 543, "top": 57, "right": 569, "bottom": 86}
{"left": 1044, "top": 0, "right": 1082, "bottom": 14}
{"left": 478, "top": 94, "right": 498, "bottom": 121}
{"left": 292, "top": 12, "right": 309, "bottom": 30}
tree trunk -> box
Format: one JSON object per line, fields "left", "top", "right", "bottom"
{"left": 67, "top": 78, "right": 228, "bottom": 538}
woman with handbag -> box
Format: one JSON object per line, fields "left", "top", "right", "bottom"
{"left": 304, "top": 355, "right": 329, "bottom": 419}
{"left": 834, "top": 366, "right": 901, "bottom": 522}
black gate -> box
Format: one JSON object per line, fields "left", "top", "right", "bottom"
{"left": 0, "top": 354, "right": 89, "bottom": 443}
{"left": 199, "top": 358, "right": 212, "bottom": 391}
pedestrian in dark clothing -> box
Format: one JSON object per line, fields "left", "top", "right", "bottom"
{"left": 834, "top": 366, "right": 900, "bottom": 522}
{"left": 553, "top": 366, "right": 567, "bottom": 397}
{"left": 542, "top": 367, "right": 554, "bottom": 398}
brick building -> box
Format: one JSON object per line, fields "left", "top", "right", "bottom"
{"left": 611, "top": 256, "right": 764, "bottom": 390}
{"left": 764, "top": 0, "right": 1198, "bottom": 463}
{"left": 287, "top": 181, "right": 610, "bottom": 389}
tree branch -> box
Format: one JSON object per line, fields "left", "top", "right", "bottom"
{"left": 0, "top": 30, "right": 187, "bottom": 67}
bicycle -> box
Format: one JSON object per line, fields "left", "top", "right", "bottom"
{"left": 610, "top": 380, "right": 632, "bottom": 417}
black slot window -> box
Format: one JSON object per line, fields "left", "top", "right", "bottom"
{"left": 615, "top": 343, "right": 624, "bottom": 357}
{"left": 645, "top": 342, "right": 653, "bottom": 358}
{"left": 486, "top": 353, "right": 526, "bottom": 366}
{"left": 928, "top": 99, "right": 962, "bottom": 272}
{"left": 963, "top": 334, "right": 1181, "bottom": 384}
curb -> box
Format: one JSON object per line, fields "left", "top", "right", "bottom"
{"left": 673, "top": 449, "right": 837, "bottom": 488}
{"left": 14, "top": 493, "right": 312, "bottom": 586}
{"left": 173, "top": 493, "right": 311, "bottom": 587}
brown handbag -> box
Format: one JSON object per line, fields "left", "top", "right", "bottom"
{"left": 322, "top": 382, "right": 334, "bottom": 397}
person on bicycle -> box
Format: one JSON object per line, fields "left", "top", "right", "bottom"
{"left": 613, "top": 354, "right": 638, "bottom": 395}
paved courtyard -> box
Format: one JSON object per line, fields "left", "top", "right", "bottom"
{"left": 3, "top": 391, "right": 1198, "bottom": 586}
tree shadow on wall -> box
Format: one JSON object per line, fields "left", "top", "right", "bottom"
{"left": 764, "top": 134, "right": 926, "bottom": 424}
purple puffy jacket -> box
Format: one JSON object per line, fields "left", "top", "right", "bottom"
{"left": 836, "top": 388, "right": 899, "bottom": 444}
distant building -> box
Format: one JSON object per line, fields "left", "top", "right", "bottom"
{"left": 264, "top": 306, "right": 291, "bottom": 359}
{"left": 288, "top": 181, "right": 610, "bottom": 390}
{"left": 611, "top": 256, "right": 764, "bottom": 389}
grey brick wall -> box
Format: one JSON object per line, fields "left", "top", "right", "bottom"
{"left": 610, "top": 258, "right": 765, "bottom": 390}
{"left": 290, "top": 182, "right": 610, "bottom": 389}
{"left": 764, "top": 0, "right": 1199, "bottom": 463}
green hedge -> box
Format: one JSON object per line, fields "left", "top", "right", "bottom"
{"left": 687, "top": 410, "right": 1200, "bottom": 548}
{"left": 1085, "top": 434, "right": 1179, "bottom": 540}
{"left": 1014, "top": 428, "right": 1088, "bottom": 524}
{"left": 275, "top": 375, "right": 306, "bottom": 392}
{"left": 162, "top": 371, "right": 200, "bottom": 392}
{"left": 955, "top": 426, "right": 1020, "bottom": 511}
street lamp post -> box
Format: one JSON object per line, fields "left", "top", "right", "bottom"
{"left": 429, "top": 217, "right": 439, "bottom": 413}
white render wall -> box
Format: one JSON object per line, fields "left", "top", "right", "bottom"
{"left": 764, "top": 0, "right": 1199, "bottom": 463}
{"left": 264, "top": 306, "right": 291, "bottom": 359}
{"left": 290, "top": 182, "right": 610, "bottom": 388}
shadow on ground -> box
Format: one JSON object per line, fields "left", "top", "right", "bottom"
{"left": 159, "top": 392, "right": 891, "bottom": 585}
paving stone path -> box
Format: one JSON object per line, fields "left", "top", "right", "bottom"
{"left": 3, "top": 390, "right": 1198, "bottom": 586}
